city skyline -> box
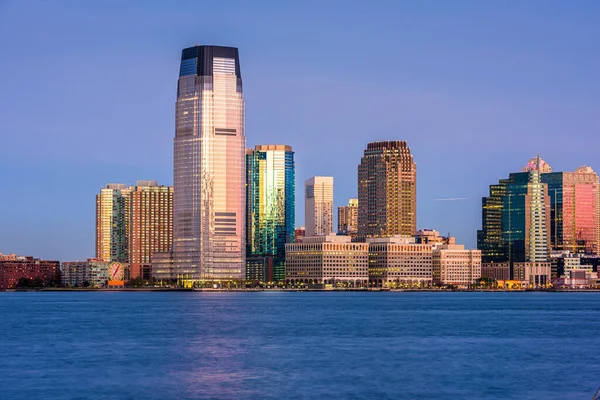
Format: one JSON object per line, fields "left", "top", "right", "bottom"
{"left": 1, "top": 2, "right": 598, "bottom": 261}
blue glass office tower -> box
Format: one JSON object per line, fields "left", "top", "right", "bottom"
{"left": 246, "top": 145, "right": 295, "bottom": 282}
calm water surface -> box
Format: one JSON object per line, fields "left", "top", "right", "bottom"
{"left": 1, "top": 292, "right": 599, "bottom": 399}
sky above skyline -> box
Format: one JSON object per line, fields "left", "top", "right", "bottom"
{"left": 0, "top": 0, "right": 598, "bottom": 261}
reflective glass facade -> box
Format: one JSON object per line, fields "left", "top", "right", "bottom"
{"left": 246, "top": 145, "right": 295, "bottom": 281}
{"left": 173, "top": 46, "right": 246, "bottom": 284}
{"left": 478, "top": 157, "right": 551, "bottom": 264}
{"left": 477, "top": 180, "right": 508, "bottom": 262}
{"left": 543, "top": 167, "right": 599, "bottom": 255}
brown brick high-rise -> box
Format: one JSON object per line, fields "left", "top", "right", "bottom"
{"left": 129, "top": 181, "right": 173, "bottom": 279}
{"left": 358, "top": 141, "right": 416, "bottom": 239}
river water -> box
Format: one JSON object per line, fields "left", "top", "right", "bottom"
{"left": 1, "top": 292, "right": 598, "bottom": 399}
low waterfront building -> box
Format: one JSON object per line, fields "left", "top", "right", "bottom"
{"left": 550, "top": 251, "right": 588, "bottom": 279}
{"left": 84, "top": 259, "right": 128, "bottom": 288}
{"left": 61, "top": 261, "right": 91, "bottom": 287}
{"left": 367, "top": 236, "right": 433, "bottom": 288}
{"left": 89, "top": 260, "right": 109, "bottom": 288}
{"left": 512, "top": 262, "right": 551, "bottom": 288}
{"left": 285, "top": 235, "right": 369, "bottom": 288}
{"left": 63, "top": 259, "right": 131, "bottom": 287}
{"left": 151, "top": 251, "right": 174, "bottom": 282}
{"left": 246, "top": 256, "right": 274, "bottom": 283}
{"left": 0, "top": 256, "right": 60, "bottom": 289}
{"left": 432, "top": 242, "right": 482, "bottom": 288}
{"left": 553, "top": 268, "right": 598, "bottom": 288}
{"left": 481, "top": 262, "right": 511, "bottom": 281}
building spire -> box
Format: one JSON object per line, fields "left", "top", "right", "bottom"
{"left": 536, "top": 153, "right": 541, "bottom": 171}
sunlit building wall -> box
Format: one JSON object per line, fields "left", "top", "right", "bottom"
{"left": 338, "top": 198, "right": 358, "bottom": 235}
{"left": 414, "top": 229, "right": 449, "bottom": 245}
{"left": 542, "top": 166, "right": 599, "bottom": 255}
{"left": 367, "top": 236, "right": 433, "bottom": 288}
{"left": 358, "top": 141, "right": 416, "bottom": 239}
{"left": 432, "top": 243, "right": 482, "bottom": 287}
{"left": 246, "top": 145, "right": 295, "bottom": 281}
{"left": 285, "top": 235, "right": 368, "bottom": 287}
{"left": 173, "top": 45, "right": 246, "bottom": 284}
{"left": 129, "top": 181, "right": 173, "bottom": 279}
{"left": 95, "top": 184, "right": 130, "bottom": 263}
{"left": 304, "top": 176, "right": 334, "bottom": 237}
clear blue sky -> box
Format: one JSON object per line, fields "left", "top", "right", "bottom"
{"left": 0, "top": 0, "right": 598, "bottom": 261}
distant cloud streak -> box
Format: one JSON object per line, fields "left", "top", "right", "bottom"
{"left": 434, "top": 197, "right": 469, "bottom": 201}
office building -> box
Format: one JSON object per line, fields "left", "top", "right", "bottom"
{"left": 432, "top": 242, "right": 482, "bottom": 288}
{"left": 542, "top": 166, "right": 599, "bottom": 255}
{"left": 173, "top": 45, "right": 246, "bottom": 285}
{"left": 246, "top": 145, "right": 295, "bottom": 281}
{"left": 477, "top": 155, "right": 552, "bottom": 285}
{"left": 477, "top": 179, "right": 509, "bottom": 262}
{"left": 151, "top": 251, "right": 174, "bottom": 282}
{"left": 129, "top": 181, "right": 173, "bottom": 280}
{"left": 358, "top": 141, "right": 416, "bottom": 239}
{"left": 304, "top": 176, "right": 334, "bottom": 237}
{"left": 367, "top": 236, "right": 433, "bottom": 288}
{"left": 285, "top": 235, "right": 368, "bottom": 288}
{"left": 481, "top": 262, "right": 511, "bottom": 281}
{"left": 338, "top": 198, "right": 358, "bottom": 236}
{"left": 245, "top": 256, "right": 274, "bottom": 283}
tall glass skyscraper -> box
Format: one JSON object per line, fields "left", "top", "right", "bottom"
{"left": 246, "top": 145, "right": 295, "bottom": 281}
{"left": 478, "top": 156, "right": 551, "bottom": 263}
{"left": 173, "top": 45, "right": 246, "bottom": 285}
{"left": 479, "top": 156, "right": 600, "bottom": 260}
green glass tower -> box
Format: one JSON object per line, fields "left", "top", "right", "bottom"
{"left": 246, "top": 145, "right": 295, "bottom": 282}
{"left": 478, "top": 156, "right": 551, "bottom": 264}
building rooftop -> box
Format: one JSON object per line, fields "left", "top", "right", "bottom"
{"left": 300, "top": 235, "right": 351, "bottom": 243}
{"left": 522, "top": 155, "right": 552, "bottom": 173}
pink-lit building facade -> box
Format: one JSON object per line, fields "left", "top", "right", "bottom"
{"left": 542, "top": 166, "right": 599, "bottom": 255}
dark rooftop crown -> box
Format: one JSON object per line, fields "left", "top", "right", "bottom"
{"left": 180, "top": 45, "right": 241, "bottom": 78}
